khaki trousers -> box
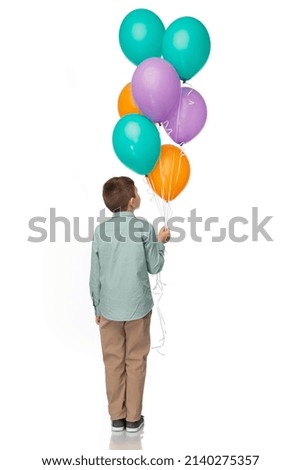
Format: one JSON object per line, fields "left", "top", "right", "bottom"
{"left": 99, "top": 311, "right": 152, "bottom": 422}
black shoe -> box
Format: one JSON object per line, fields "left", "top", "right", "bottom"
{"left": 126, "top": 415, "right": 144, "bottom": 433}
{"left": 111, "top": 418, "right": 126, "bottom": 432}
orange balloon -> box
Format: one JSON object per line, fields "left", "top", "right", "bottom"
{"left": 118, "top": 82, "right": 142, "bottom": 117}
{"left": 147, "top": 144, "right": 190, "bottom": 201}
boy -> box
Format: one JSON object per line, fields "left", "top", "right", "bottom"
{"left": 89, "top": 176, "right": 170, "bottom": 433}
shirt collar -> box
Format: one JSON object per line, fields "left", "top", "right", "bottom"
{"left": 112, "top": 211, "right": 136, "bottom": 218}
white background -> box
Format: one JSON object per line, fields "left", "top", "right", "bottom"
{"left": 1, "top": 0, "right": 301, "bottom": 467}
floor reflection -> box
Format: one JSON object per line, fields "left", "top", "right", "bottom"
{"left": 109, "top": 429, "right": 144, "bottom": 450}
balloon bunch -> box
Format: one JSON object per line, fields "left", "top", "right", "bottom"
{"left": 112, "top": 8, "right": 210, "bottom": 205}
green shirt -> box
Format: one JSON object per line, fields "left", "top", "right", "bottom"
{"left": 89, "top": 211, "right": 165, "bottom": 321}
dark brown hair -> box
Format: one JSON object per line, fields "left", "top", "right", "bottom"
{"left": 102, "top": 176, "right": 136, "bottom": 212}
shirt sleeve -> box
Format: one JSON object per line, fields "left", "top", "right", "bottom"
{"left": 143, "top": 223, "right": 165, "bottom": 275}
{"left": 89, "top": 228, "right": 101, "bottom": 315}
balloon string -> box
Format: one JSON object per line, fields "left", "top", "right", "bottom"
{"left": 162, "top": 119, "right": 173, "bottom": 138}
{"left": 167, "top": 148, "right": 175, "bottom": 203}
{"left": 183, "top": 80, "right": 194, "bottom": 89}
{"left": 143, "top": 176, "right": 165, "bottom": 219}
{"left": 151, "top": 272, "right": 167, "bottom": 355}
{"left": 182, "top": 81, "right": 196, "bottom": 105}
{"left": 172, "top": 143, "right": 185, "bottom": 203}
{"left": 143, "top": 175, "right": 173, "bottom": 227}
{"left": 159, "top": 149, "right": 165, "bottom": 210}
{"left": 186, "top": 87, "right": 195, "bottom": 105}
{"left": 155, "top": 123, "right": 174, "bottom": 225}
{"left": 143, "top": 178, "right": 170, "bottom": 355}
{"left": 158, "top": 156, "right": 170, "bottom": 227}
{"left": 157, "top": 104, "right": 187, "bottom": 208}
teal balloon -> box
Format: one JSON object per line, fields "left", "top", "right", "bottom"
{"left": 112, "top": 114, "right": 161, "bottom": 175}
{"left": 162, "top": 16, "right": 211, "bottom": 81}
{"left": 119, "top": 9, "right": 165, "bottom": 65}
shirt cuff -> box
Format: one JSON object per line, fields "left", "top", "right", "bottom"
{"left": 92, "top": 296, "right": 100, "bottom": 315}
{"left": 94, "top": 305, "right": 101, "bottom": 316}
{"left": 158, "top": 241, "right": 165, "bottom": 251}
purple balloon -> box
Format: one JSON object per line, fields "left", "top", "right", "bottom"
{"left": 132, "top": 58, "right": 181, "bottom": 123}
{"left": 163, "top": 87, "right": 207, "bottom": 144}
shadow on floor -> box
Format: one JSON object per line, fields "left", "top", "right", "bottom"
{"left": 109, "top": 428, "right": 144, "bottom": 450}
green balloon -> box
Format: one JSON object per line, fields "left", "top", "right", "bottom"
{"left": 162, "top": 16, "right": 211, "bottom": 81}
{"left": 112, "top": 114, "right": 161, "bottom": 175}
{"left": 119, "top": 9, "right": 165, "bottom": 65}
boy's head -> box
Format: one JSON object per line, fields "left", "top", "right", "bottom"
{"left": 103, "top": 176, "right": 141, "bottom": 213}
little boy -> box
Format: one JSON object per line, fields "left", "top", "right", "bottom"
{"left": 89, "top": 176, "right": 170, "bottom": 433}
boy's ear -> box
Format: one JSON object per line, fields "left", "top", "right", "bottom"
{"left": 128, "top": 197, "right": 135, "bottom": 208}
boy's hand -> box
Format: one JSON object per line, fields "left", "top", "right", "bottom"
{"left": 158, "top": 227, "right": 171, "bottom": 244}
{"left": 95, "top": 315, "right": 101, "bottom": 325}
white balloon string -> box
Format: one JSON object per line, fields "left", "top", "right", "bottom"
{"left": 172, "top": 144, "right": 185, "bottom": 204}
{"left": 158, "top": 156, "right": 169, "bottom": 227}
{"left": 167, "top": 201, "right": 173, "bottom": 221}
{"left": 143, "top": 176, "right": 164, "bottom": 218}
{"left": 151, "top": 272, "right": 167, "bottom": 355}
{"left": 162, "top": 119, "right": 173, "bottom": 138}
{"left": 183, "top": 80, "right": 194, "bottom": 89}
{"left": 142, "top": 179, "right": 169, "bottom": 355}
{"left": 167, "top": 148, "right": 174, "bottom": 204}
{"left": 144, "top": 86, "right": 191, "bottom": 357}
